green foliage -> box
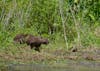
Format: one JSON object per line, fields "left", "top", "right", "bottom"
{"left": 0, "top": 0, "right": 99, "bottom": 49}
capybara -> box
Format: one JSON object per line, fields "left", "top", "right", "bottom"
{"left": 14, "top": 34, "right": 49, "bottom": 52}
{"left": 13, "top": 34, "right": 27, "bottom": 44}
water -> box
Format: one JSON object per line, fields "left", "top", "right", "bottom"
{"left": 7, "top": 61, "right": 100, "bottom": 71}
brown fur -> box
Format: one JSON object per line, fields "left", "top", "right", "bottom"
{"left": 13, "top": 34, "right": 27, "bottom": 44}
{"left": 14, "top": 34, "right": 49, "bottom": 52}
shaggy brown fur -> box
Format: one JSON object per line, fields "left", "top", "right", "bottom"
{"left": 14, "top": 34, "right": 49, "bottom": 52}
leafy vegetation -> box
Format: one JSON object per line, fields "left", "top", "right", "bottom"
{"left": 0, "top": 0, "right": 100, "bottom": 66}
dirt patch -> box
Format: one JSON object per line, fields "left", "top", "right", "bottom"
{"left": 0, "top": 46, "right": 100, "bottom": 64}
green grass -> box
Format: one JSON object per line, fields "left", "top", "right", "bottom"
{"left": 0, "top": 0, "right": 100, "bottom": 70}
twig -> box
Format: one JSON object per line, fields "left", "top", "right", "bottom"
{"left": 58, "top": 0, "right": 68, "bottom": 50}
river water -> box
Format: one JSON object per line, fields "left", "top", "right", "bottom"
{"left": 6, "top": 60, "right": 100, "bottom": 71}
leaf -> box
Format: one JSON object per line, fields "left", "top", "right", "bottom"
{"left": 74, "top": 0, "right": 79, "bottom": 4}
{"left": 89, "top": 14, "right": 95, "bottom": 21}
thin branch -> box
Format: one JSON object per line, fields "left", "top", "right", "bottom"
{"left": 59, "top": 0, "right": 68, "bottom": 49}
{"left": 69, "top": 5, "right": 81, "bottom": 47}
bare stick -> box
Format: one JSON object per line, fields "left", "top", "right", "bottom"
{"left": 59, "top": 0, "right": 68, "bottom": 50}
{"left": 70, "top": 5, "right": 81, "bottom": 47}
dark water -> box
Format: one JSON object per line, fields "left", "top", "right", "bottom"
{"left": 4, "top": 61, "right": 99, "bottom": 71}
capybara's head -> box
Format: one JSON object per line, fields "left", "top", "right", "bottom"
{"left": 39, "top": 37, "right": 49, "bottom": 44}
